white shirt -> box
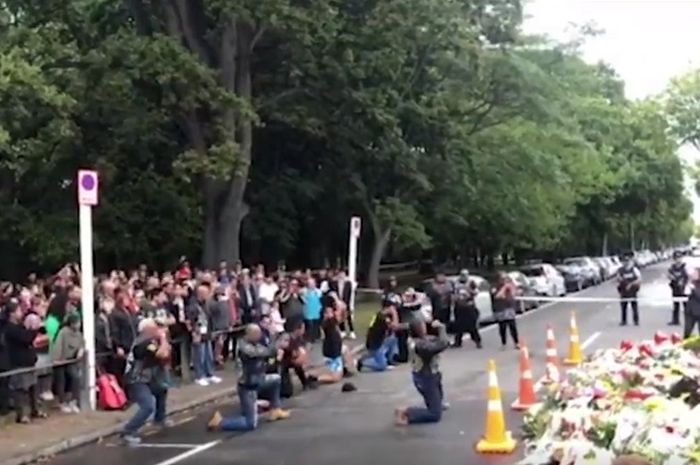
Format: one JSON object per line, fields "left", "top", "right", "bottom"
{"left": 258, "top": 282, "right": 279, "bottom": 303}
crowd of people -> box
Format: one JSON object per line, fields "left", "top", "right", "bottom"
{"left": 0, "top": 257, "right": 524, "bottom": 444}
{"left": 0, "top": 259, "right": 359, "bottom": 429}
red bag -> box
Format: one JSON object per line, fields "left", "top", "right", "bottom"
{"left": 97, "top": 373, "right": 127, "bottom": 410}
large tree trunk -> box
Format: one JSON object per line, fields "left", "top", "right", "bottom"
{"left": 216, "top": 20, "right": 253, "bottom": 265}
{"left": 367, "top": 227, "right": 392, "bottom": 290}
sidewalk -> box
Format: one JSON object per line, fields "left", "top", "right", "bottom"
{"left": 0, "top": 341, "right": 364, "bottom": 465}
{"left": 0, "top": 370, "right": 238, "bottom": 465}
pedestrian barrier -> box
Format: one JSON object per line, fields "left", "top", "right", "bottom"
{"left": 563, "top": 312, "right": 583, "bottom": 366}
{"left": 514, "top": 295, "right": 689, "bottom": 304}
{"left": 542, "top": 325, "right": 560, "bottom": 385}
{"left": 511, "top": 340, "right": 537, "bottom": 411}
{"left": 476, "top": 359, "right": 516, "bottom": 454}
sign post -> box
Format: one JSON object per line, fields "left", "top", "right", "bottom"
{"left": 77, "top": 170, "right": 98, "bottom": 410}
{"left": 347, "top": 216, "right": 361, "bottom": 312}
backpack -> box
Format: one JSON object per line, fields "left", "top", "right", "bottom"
{"left": 97, "top": 373, "right": 127, "bottom": 410}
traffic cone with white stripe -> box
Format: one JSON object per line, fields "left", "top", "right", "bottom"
{"left": 564, "top": 312, "right": 583, "bottom": 366}
{"left": 476, "top": 359, "right": 517, "bottom": 454}
{"left": 542, "top": 325, "right": 560, "bottom": 385}
{"left": 512, "top": 340, "right": 537, "bottom": 411}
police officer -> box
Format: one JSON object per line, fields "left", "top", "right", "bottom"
{"left": 428, "top": 273, "right": 453, "bottom": 325}
{"left": 684, "top": 269, "right": 700, "bottom": 338}
{"left": 668, "top": 251, "right": 688, "bottom": 326}
{"left": 451, "top": 270, "right": 482, "bottom": 349}
{"left": 617, "top": 252, "right": 642, "bottom": 326}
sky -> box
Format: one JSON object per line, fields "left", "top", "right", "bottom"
{"left": 523, "top": 0, "right": 700, "bottom": 222}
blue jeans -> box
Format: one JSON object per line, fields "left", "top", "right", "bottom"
{"left": 406, "top": 372, "right": 442, "bottom": 424}
{"left": 123, "top": 383, "right": 168, "bottom": 435}
{"left": 220, "top": 374, "right": 282, "bottom": 431}
{"left": 192, "top": 341, "right": 214, "bottom": 380}
{"left": 361, "top": 335, "right": 398, "bottom": 372}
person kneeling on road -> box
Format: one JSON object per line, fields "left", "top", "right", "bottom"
{"left": 207, "top": 324, "right": 290, "bottom": 432}
{"left": 312, "top": 305, "right": 357, "bottom": 383}
{"left": 394, "top": 318, "right": 450, "bottom": 426}
{"left": 357, "top": 303, "right": 399, "bottom": 373}
{"left": 120, "top": 318, "right": 172, "bottom": 446}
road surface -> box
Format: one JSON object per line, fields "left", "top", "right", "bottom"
{"left": 47, "top": 262, "right": 680, "bottom": 465}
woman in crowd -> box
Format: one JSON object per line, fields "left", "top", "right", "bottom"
{"left": 492, "top": 272, "right": 519, "bottom": 349}
{"left": 51, "top": 313, "right": 84, "bottom": 413}
{"left": 394, "top": 318, "right": 449, "bottom": 425}
{"left": 95, "top": 296, "right": 115, "bottom": 375}
{"left": 5, "top": 299, "right": 46, "bottom": 423}
{"left": 110, "top": 288, "right": 138, "bottom": 387}
{"left": 120, "top": 318, "right": 172, "bottom": 445}
{"left": 302, "top": 278, "right": 323, "bottom": 343}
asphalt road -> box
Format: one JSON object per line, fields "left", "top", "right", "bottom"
{"left": 47, "top": 262, "right": 681, "bottom": 465}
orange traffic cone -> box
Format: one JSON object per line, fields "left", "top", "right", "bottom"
{"left": 542, "top": 325, "right": 560, "bottom": 385}
{"left": 564, "top": 312, "right": 583, "bottom": 366}
{"left": 476, "top": 359, "right": 517, "bottom": 454}
{"left": 512, "top": 340, "right": 538, "bottom": 411}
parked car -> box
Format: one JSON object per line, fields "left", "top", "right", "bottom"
{"left": 507, "top": 271, "right": 539, "bottom": 312}
{"left": 519, "top": 263, "right": 566, "bottom": 297}
{"left": 562, "top": 257, "right": 602, "bottom": 286}
{"left": 555, "top": 264, "right": 586, "bottom": 292}
{"left": 593, "top": 256, "right": 617, "bottom": 281}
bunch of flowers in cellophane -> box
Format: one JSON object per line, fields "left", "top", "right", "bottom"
{"left": 518, "top": 333, "right": 700, "bottom": 465}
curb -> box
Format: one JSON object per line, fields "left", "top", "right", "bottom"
{"left": 6, "top": 343, "right": 365, "bottom": 465}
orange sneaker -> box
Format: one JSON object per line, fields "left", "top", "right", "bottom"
{"left": 207, "top": 411, "right": 223, "bottom": 431}
{"left": 268, "top": 408, "right": 291, "bottom": 421}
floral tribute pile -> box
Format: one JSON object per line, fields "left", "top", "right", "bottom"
{"left": 518, "top": 332, "right": 700, "bottom": 465}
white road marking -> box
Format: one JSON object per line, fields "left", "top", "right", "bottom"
{"left": 134, "top": 443, "right": 201, "bottom": 450}
{"left": 152, "top": 440, "right": 221, "bottom": 465}
{"left": 580, "top": 331, "right": 601, "bottom": 350}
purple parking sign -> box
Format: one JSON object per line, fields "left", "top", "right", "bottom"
{"left": 77, "top": 170, "right": 99, "bottom": 206}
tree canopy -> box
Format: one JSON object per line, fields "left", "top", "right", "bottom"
{"left": 0, "top": 0, "right": 692, "bottom": 285}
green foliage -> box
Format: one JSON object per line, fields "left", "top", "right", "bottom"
{"left": 0, "top": 0, "right": 693, "bottom": 279}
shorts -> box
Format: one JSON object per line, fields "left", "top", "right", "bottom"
{"left": 324, "top": 357, "right": 343, "bottom": 374}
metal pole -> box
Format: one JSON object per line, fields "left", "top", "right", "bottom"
{"left": 79, "top": 204, "right": 97, "bottom": 410}
{"left": 347, "top": 217, "right": 360, "bottom": 311}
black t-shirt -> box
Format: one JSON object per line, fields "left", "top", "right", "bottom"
{"left": 366, "top": 311, "right": 389, "bottom": 351}
{"left": 322, "top": 318, "right": 342, "bottom": 358}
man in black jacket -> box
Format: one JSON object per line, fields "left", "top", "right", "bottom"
{"left": 237, "top": 273, "right": 258, "bottom": 324}
{"left": 394, "top": 318, "right": 449, "bottom": 425}
{"left": 207, "top": 324, "right": 290, "bottom": 432}
{"left": 668, "top": 251, "right": 688, "bottom": 326}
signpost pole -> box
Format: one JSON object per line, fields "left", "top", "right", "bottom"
{"left": 347, "top": 217, "right": 361, "bottom": 312}
{"left": 77, "top": 170, "right": 98, "bottom": 410}
{"left": 79, "top": 204, "right": 96, "bottom": 410}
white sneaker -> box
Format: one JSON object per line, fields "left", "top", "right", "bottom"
{"left": 349, "top": 332, "right": 357, "bottom": 340}
{"left": 59, "top": 403, "right": 73, "bottom": 414}
{"left": 69, "top": 401, "right": 81, "bottom": 413}
{"left": 40, "top": 391, "right": 54, "bottom": 402}
{"left": 195, "top": 378, "right": 210, "bottom": 387}
{"left": 208, "top": 376, "right": 222, "bottom": 384}
{"left": 340, "top": 331, "right": 347, "bottom": 338}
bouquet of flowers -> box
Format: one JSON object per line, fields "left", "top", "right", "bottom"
{"left": 518, "top": 332, "right": 700, "bottom": 465}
